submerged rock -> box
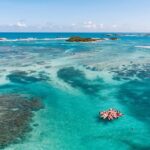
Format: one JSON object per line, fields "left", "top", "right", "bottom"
{"left": 0, "top": 94, "right": 44, "bottom": 148}
{"left": 106, "top": 34, "right": 114, "bottom": 36}
{"left": 66, "top": 36, "right": 102, "bottom": 42}
{"left": 110, "top": 37, "right": 118, "bottom": 40}
{"left": 0, "top": 38, "right": 7, "bottom": 41}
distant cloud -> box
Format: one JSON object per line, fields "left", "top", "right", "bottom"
{"left": 8, "top": 20, "right": 27, "bottom": 28}
{"left": 16, "top": 21, "right": 27, "bottom": 28}
{"left": 99, "top": 24, "right": 104, "bottom": 29}
{"left": 83, "top": 21, "right": 97, "bottom": 29}
{"left": 0, "top": 20, "right": 150, "bottom": 32}
{"left": 0, "top": 20, "right": 28, "bottom": 31}
{"left": 112, "top": 24, "right": 118, "bottom": 28}
{"left": 69, "top": 21, "right": 104, "bottom": 31}
{"left": 71, "top": 23, "right": 76, "bottom": 27}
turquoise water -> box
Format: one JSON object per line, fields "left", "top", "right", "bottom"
{"left": 0, "top": 33, "right": 150, "bottom": 150}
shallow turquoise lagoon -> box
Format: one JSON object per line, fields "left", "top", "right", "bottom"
{"left": 0, "top": 33, "right": 150, "bottom": 150}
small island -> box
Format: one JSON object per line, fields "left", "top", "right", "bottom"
{"left": 66, "top": 36, "right": 103, "bottom": 42}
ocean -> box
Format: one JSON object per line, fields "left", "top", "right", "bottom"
{"left": 0, "top": 32, "right": 150, "bottom": 150}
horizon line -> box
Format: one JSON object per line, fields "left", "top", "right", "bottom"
{"left": 0, "top": 31, "right": 150, "bottom": 33}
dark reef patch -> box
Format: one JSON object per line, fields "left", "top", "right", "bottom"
{"left": 0, "top": 94, "right": 44, "bottom": 149}
{"left": 111, "top": 63, "right": 150, "bottom": 81}
{"left": 82, "top": 132, "right": 150, "bottom": 150}
{"left": 120, "top": 138, "right": 150, "bottom": 150}
{"left": 118, "top": 79, "right": 150, "bottom": 125}
{"left": 57, "top": 67, "right": 104, "bottom": 95}
{"left": 7, "top": 71, "right": 49, "bottom": 84}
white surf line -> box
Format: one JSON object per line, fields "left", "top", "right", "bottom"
{"left": 135, "top": 46, "right": 150, "bottom": 49}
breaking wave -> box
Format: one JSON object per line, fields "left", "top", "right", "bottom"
{"left": 0, "top": 37, "right": 68, "bottom": 42}
{"left": 135, "top": 46, "right": 150, "bottom": 49}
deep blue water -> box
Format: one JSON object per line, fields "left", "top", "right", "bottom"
{"left": 0, "top": 32, "right": 150, "bottom": 150}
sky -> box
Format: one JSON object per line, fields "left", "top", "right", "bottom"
{"left": 0, "top": 0, "right": 150, "bottom": 32}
